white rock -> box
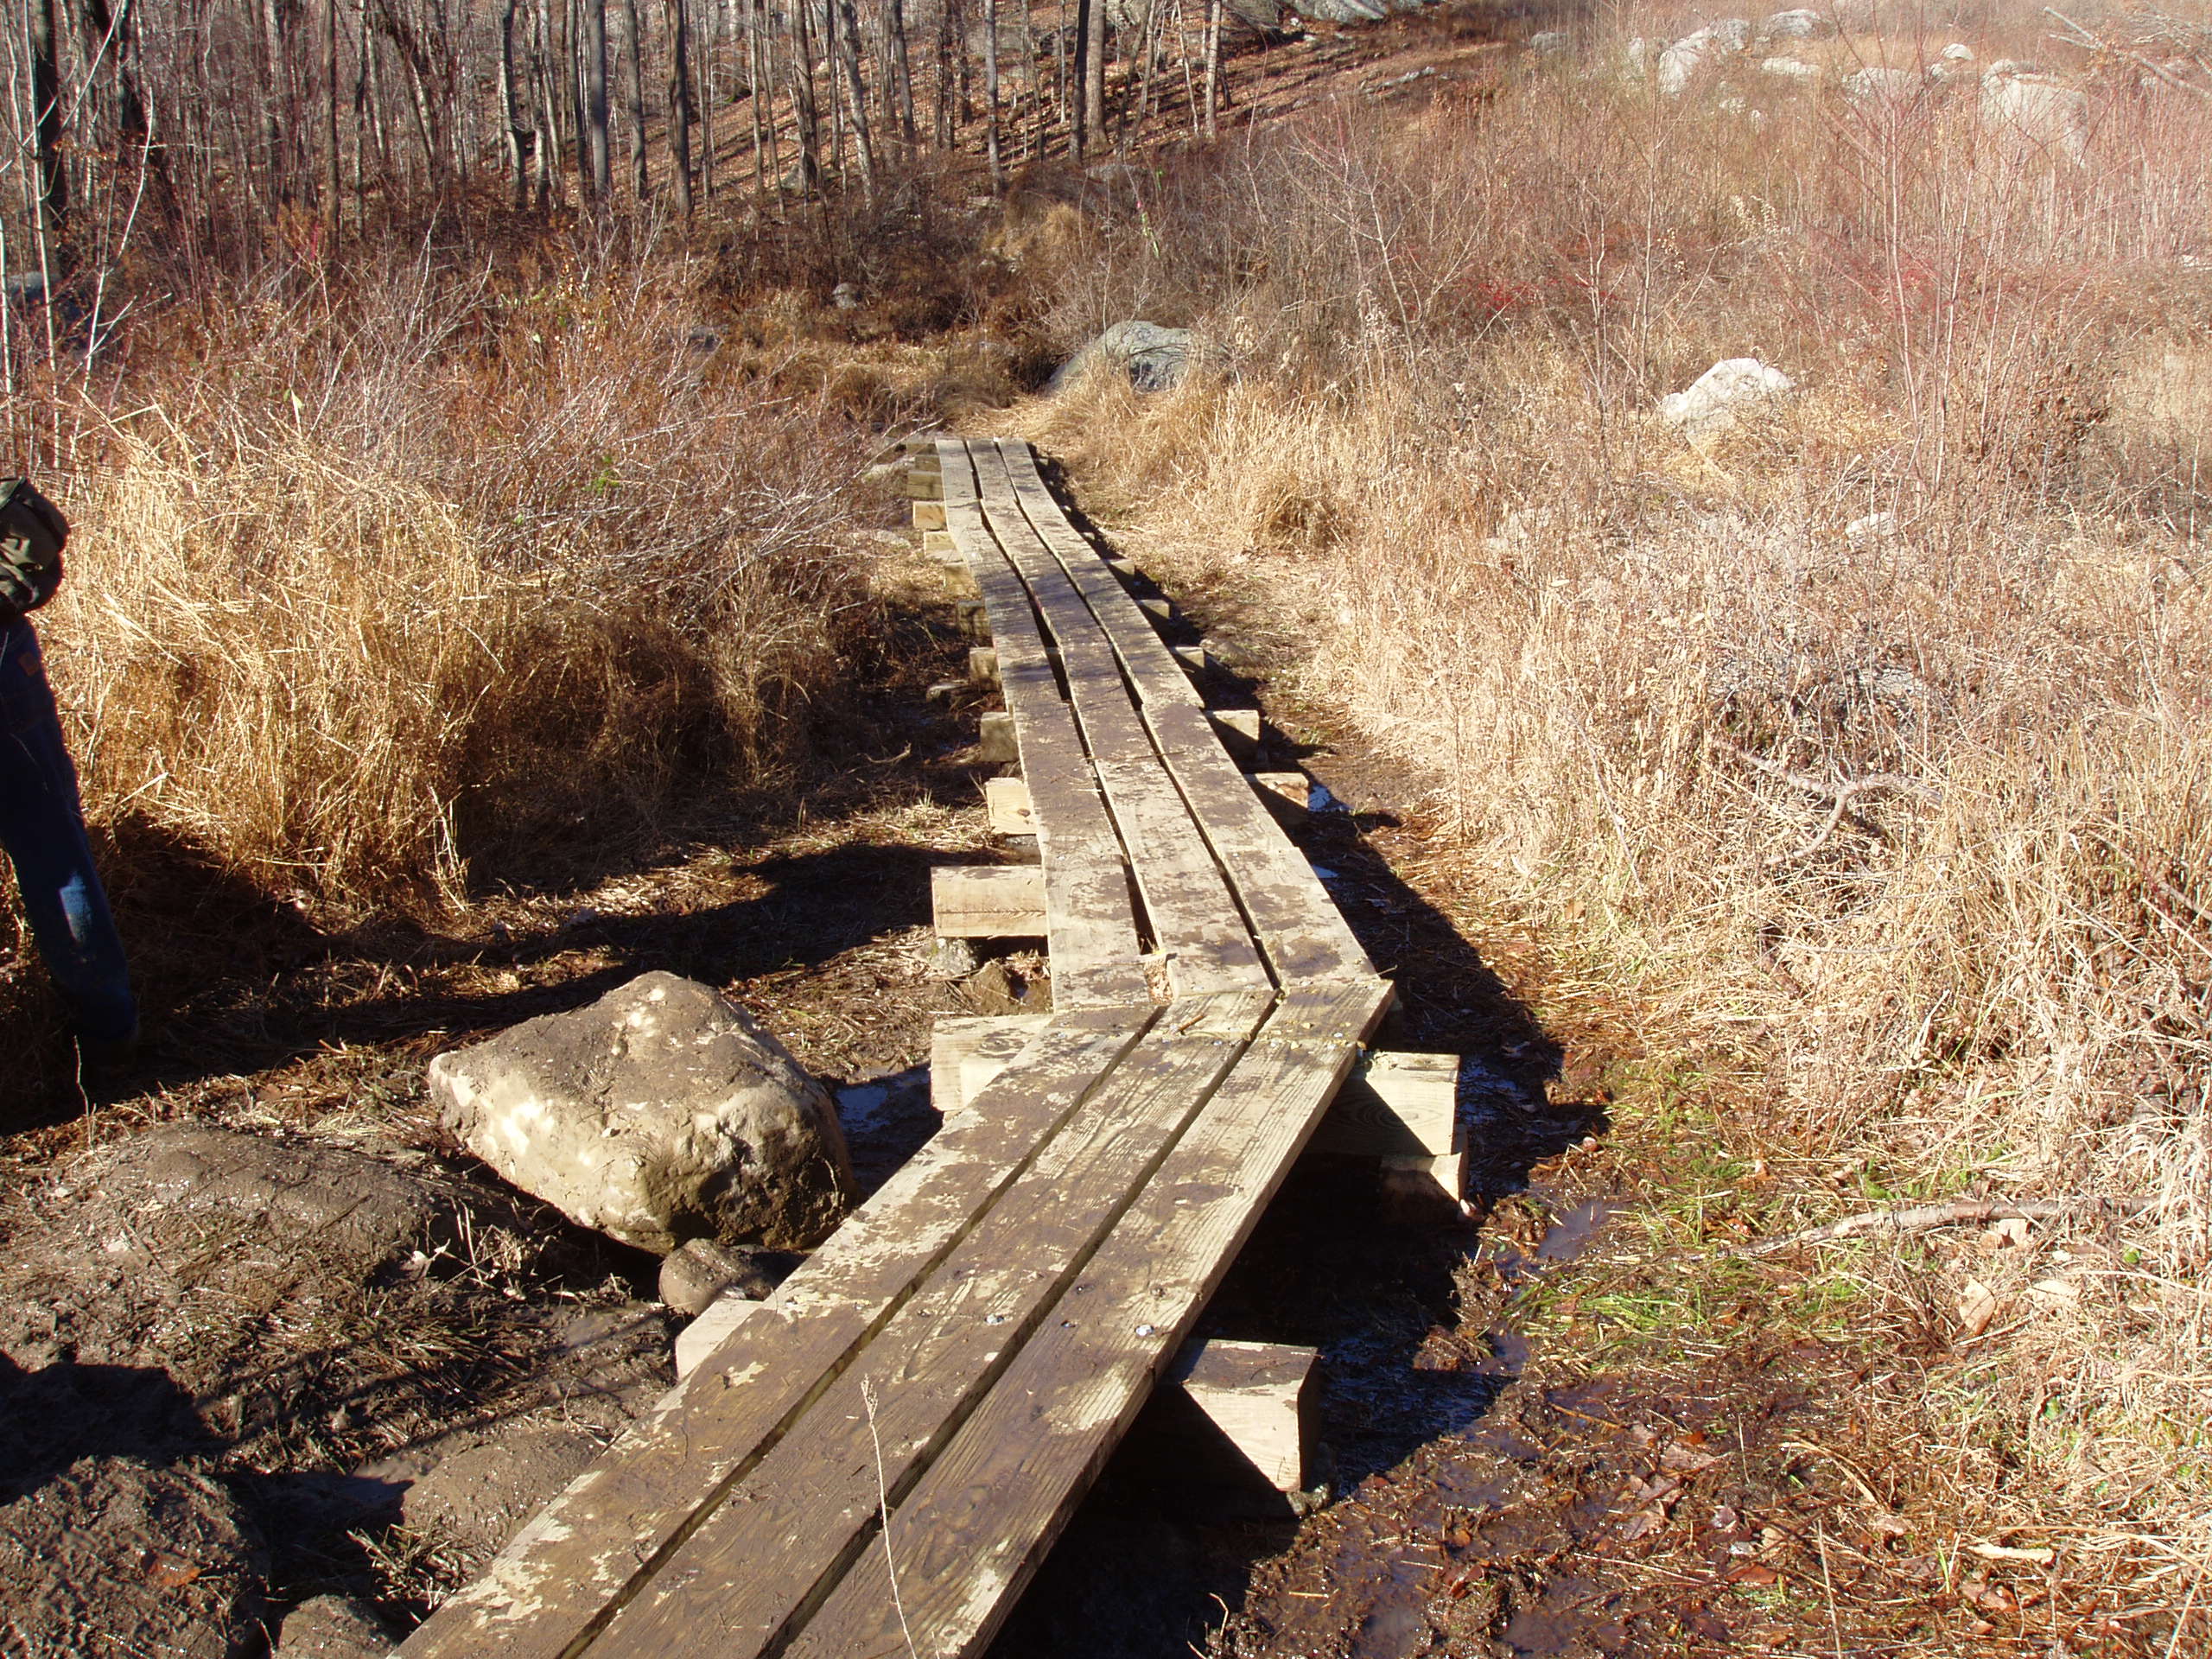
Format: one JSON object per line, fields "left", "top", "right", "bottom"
{"left": 430, "top": 971, "right": 856, "bottom": 1254}
{"left": 1658, "top": 21, "right": 1751, "bottom": 94}
{"left": 1842, "top": 65, "right": 1924, "bottom": 104}
{"left": 1845, "top": 510, "right": 1900, "bottom": 545}
{"left": 1760, "top": 55, "right": 1821, "bottom": 79}
{"left": 1529, "top": 29, "right": 1573, "bottom": 55}
{"left": 1762, "top": 9, "right": 1831, "bottom": 40}
{"left": 1980, "top": 63, "right": 2088, "bottom": 162}
{"left": 1941, "top": 41, "right": 1974, "bottom": 60}
{"left": 1624, "top": 35, "right": 1656, "bottom": 74}
{"left": 1657, "top": 357, "right": 1796, "bottom": 441}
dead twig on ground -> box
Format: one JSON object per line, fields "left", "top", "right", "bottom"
{"left": 1743, "top": 1196, "right": 2154, "bottom": 1255}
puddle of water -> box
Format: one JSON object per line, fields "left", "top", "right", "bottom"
{"left": 835, "top": 1065, "right": 927, "bottom": 1135}
{"left": 1535, "top": 1198, "right": 1621, "bottom": 1262}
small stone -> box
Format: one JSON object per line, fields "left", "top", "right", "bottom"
{"left": 273, "top": 1595, "right": 397, "bottom": 1659}
{"left": 1842, "top": 65, "right": 1925, "bottom": 104}
{"left": 658, "top": 1238, "right": 785, "bottom": 1317}
{"left": 1761, "top": 9, "right": 1831, "bottom": 40}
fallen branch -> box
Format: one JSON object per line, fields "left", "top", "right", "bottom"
{"left": 1743, "top": 1196, "right": 2154, "bottom": 1255}
{"left": 2045, "top": 7, "right": 2211, "bottom": 99}
{"left": 1719, "top": 741, "right": 1939, "bottom": 806}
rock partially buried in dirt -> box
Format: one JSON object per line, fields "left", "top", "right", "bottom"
{"left": 658, "top": 1236, "right": 789, "bottom": 1316}
{"left": 272, "top": 1595, "right": 397, "bottom": 1659}
{"left": 430, "top": 972, "right": 855, "bottom": 1253}
{"left": 0, "top": 1457, "right": 267, "bottom": 1659}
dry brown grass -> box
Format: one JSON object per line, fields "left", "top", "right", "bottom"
{"left": 1011, "top": 0, "right": 2212, "bottom": 1624}
{"left": 0, "top": 234, "right": 897, "bottom": 1063}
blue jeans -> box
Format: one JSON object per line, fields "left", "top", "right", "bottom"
{"left": 1, "top": 617, "right": 136, "bottom": 1045}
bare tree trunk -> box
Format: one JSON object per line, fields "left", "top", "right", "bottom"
{"left": 982, "top": 0, "right": 1001, "bottom": 190}
{"left": 324, "top": 0, "right": 343, "bottom": 223}
{"left": 584, "top": 0, "right": 612, "bottom": 200}
{"left": 788, "top": 0, "right": 820, "bottom": 194}
{"left": 29, "top": 0, "right": 67, "bottom": 256}
{"left": 830, "top": 0, "right": 872, "bottom": 194}
{"left": 533, "top": 0, "right": 561, "bottom": 205}
{"left": 747, "top": 0, "right": 767, "bottom": 195}
{"left": 664, "top": 0, "right": 694, "bottom": 214}
{"left": 500, "top": 0, "right": 532, "bottom": 207}
{"left": 887, "top": 0, "right": 914, "bottom": 148}
{"left": 1202, "top": 0, "right": 1218, "bottom": 137}
{"left": 1073, "top": 0, "right": 1101, "bottom": 158}
{"left": 620, "top": 0, "right": 648, "bottom": 200}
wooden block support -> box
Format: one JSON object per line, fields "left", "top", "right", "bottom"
{"left": 928, "top": 1013, "right": 1054, "bottom": 1114}
{"left": 1173, "top": 644, "right": 1212, "bottom": 677}
{"left": 1167, "top": 1338, "right": 1317, "bottom": 1492}
{"left": 969, "top": 646, "right": 1001, "bottom": 686}
{"left": 984, "top": 776, "right": 1036, "bottom": 836}
{"left": 1105, "top": 555, "right": 1138, "bottom": 579}
{"left": 958, "top": 597, "right": 990, "bottom": 638}
{"left": 1308, "top": 1051, "right": 1459, "bottom": 1160}
{"left": 1139, "top": 595, "right": 1176, "bottom": 625}
{"left": 931, "top": 865, "right": 1046, "bottom": 938}
{"left": 1382, "top": 1142, "right": 1466, "bottom": 1206}
{"left": 1253, "top": 772, "right": 1308, "bottom": 809}
{"left": 905, "top": 469, "right": 944, "bottom": 500}
{"left": 1209, "top": 709, "right": 1262, "bottom": 760}
{"left": 923, "top": 530, "right": 958, "bottom": 557}
{"left": 977, "top": 711, "right": 1018, "bottom": 764}
{"left": 912, "top": 501, "right": 948, "bottom": 531}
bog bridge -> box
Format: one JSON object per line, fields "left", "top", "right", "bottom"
{"left": 399, "top": 439, "right": 1465, "bottom": 1659}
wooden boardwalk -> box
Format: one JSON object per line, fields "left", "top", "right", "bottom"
{"left": 399, "top": 439, "right": 1443, "bottom": 1659}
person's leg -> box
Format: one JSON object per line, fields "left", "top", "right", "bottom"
{"left": 0, "top": 619, "right": 137, "bottom": 1046}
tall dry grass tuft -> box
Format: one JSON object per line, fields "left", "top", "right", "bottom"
{"left": 1016, "top": 0, "right": 2212, "bottom": 1586}
{"left": 1, "top": 237, "right": 880, "bottom": 1056}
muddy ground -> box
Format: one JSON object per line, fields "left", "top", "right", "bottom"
{"left": 1, "top": 522, "right": 2167, "bottom": 1656}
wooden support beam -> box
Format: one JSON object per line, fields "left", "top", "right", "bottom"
{"left": 923, "top": 530, "right": 959, "bottom": 557}
{"left": 913, "top": 501, "right": 948, "bottom": 531}
{"left": 1308, "top": 1051, "right": 1459, "bottom": 1159}
{"left": 905, "top": 470, "right": 945, "bottom": 500}
{"left": 985, "top": 776, "right": 1036, "bottom": 836}
{"left": 931, "top": 865, "right": 1046, "bottom": 938}
{"left": 1139, "top": 595, "right": 1176, "bottom": 625}
{"left": 1252, "top": 772, "right": 1308, "bottom": 809}
{"left": 928, "top": 1013, "right": 1054, "bottom": 1113}
{"left": 1173, "top": 644, "right": 1211, "bottom": 677}
{"left": 1381, "top": 1137, "right": 1467, "bottom": 1210}
{"left": 969, "top": 646, "right": 1001, "bottom": 686}
{"left": 958, "top": 597, "right": 990, "bottom": 638}
{"left": 1160, "top": 1338, "right": 1316, "bottom": 1493}
{"left": 1104, "top": 554, "right": 1138, "bottom": 579}
{"left": 1209, "top": 709, "right": 1262, "bottom": 761}
{"left": 977, "top": 711, "right": 1018, "bottom": 765}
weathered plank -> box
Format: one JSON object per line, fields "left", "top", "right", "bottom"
{"left": 935, "top": 444, "right": 1150, "bottom": 1008}
{"left": 782, "top": 978, "right": 1393, "bottom": 1659}
{"left": 1168, "top": 1338, "right": 1318, "bottom": 1492}
{"left": 1307, "top": 1051, "right": 1461, "bottom": 1160}
{"left": 969, "top": 443, "right": 1268, "bottom": 1000}
{"left": 587, "top": 992, "right": 1275, "bottom": 1659}
{"left": 977, "top": 711, "right": 1019, "bottom": 765}
{"left": 931, "top": 865, "right": 1046, "bottom": 938}
{"left": 930, "top": 1013, "right": 1052, "bottom": 1114}
{"left": 397, "top": 1009, "right": 1155, "bottom": 1659}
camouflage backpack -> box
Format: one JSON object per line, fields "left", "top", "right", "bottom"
{"left": 0, "top": 476, "right": 67, "bottom": 623}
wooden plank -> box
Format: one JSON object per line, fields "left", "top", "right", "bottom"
{"left": 913, "top": 501, "right": 948, "bottom": 531}
{"left": 935, "top": 446, "right": 1149, "bottom": 1008}
{"left": 1252, "top": 771, "right": 1309, "bottom": 809}
{"left": 672, "top": 1293, "right": 763, "bottom": 1379}
{"left": 969, "top": 645, "right": 1001, "bottom": 685}
{"left": 931, "top": 866, "right": 1046, "bottom": 938}
{"left": 587, "top": 992, "right": 1276, "bottom": 1659}
{"left": 1307, "top": 1051, "right": 1460, "bottom": 1159}
{"left": 1211, "top": 708, "right": 1262, "bottom": 761}
{"left": 985, "top": 776, "right": 1037, "bottom": 836}
{"left": 782, "top": 978, "right": 1393, "bottom": 1659}
{"left": 397, "top": 1009, "right": 1155, "bottom": 1659}
{"left": 969, "top": 443, "right": 1268, "bottom": 1000}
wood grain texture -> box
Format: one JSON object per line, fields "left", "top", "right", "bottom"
{"left": 931, "top": 865, "right": 1046, "bottom": 938}
{"left": 783, "top": 979, "right": 1392, "bottom": 1659}
{"left": 397, "top": 1009, "right": 1154, "bottom": 1659}
{"left": 587, "top": 993, "right": 1274, "bottom": 1659}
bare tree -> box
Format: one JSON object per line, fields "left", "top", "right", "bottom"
{"left": 583, "top": 0, "right": 612, "bottom": 199}
{"left": 664, "top": 0, "right": 694, "bottom": 214}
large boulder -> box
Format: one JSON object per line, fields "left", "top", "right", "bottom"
{"left": 1658, "top": 20, "right": 1750, "bottom": 93}
{"left": 0, "top": 1457, "right": 267, "bottom": 1659}
{"left": 430, "top": 972, "right": 855, "bottom": 1253}
{"left": 1980, "top": 62, "right": 2088, "bottom": 162}
{"left": 1047, "top": 321, "right": 1195, "bottom": 394}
